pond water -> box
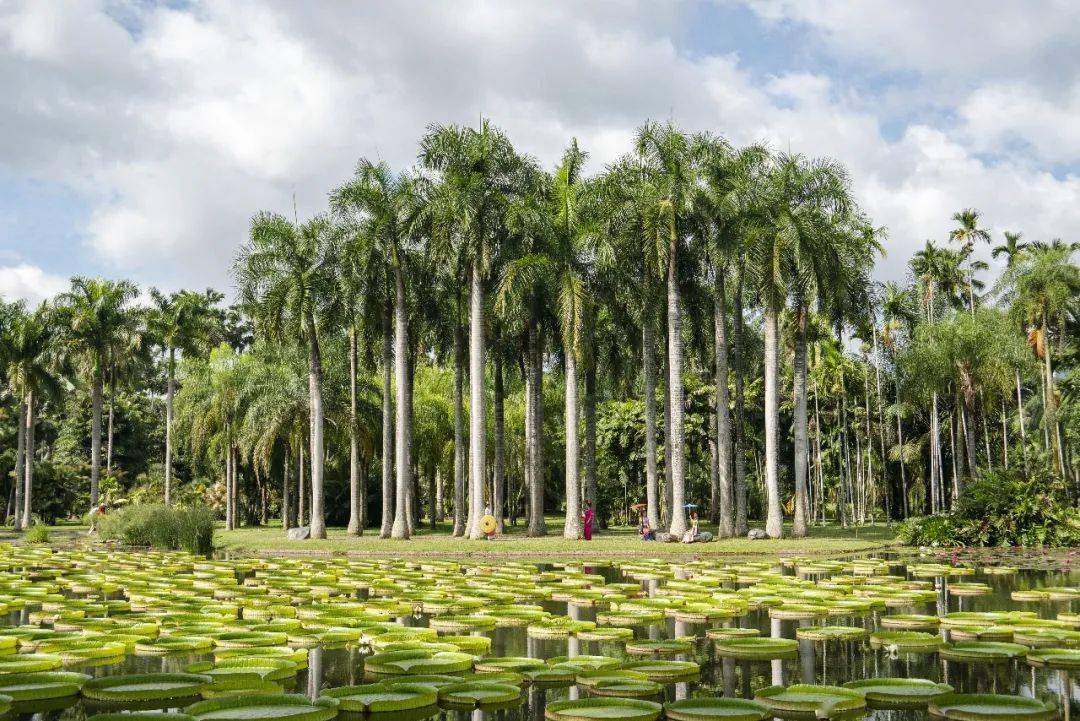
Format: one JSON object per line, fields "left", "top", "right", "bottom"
{"left": 3, "top": 548, "right": 1080, "bottom": 721}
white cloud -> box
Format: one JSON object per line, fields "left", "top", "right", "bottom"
{"left": 0, "top": 0, "right": 1078, "bottom": 294}
{"left": 0, "top": 264, "right": 67, "bottom": 305}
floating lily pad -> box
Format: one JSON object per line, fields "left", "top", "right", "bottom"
{"left": 136, "top": 636, "right": 214, "bottom": 655}
{"left": 322, "top": 682, "right": 437, "bottom": 713}
{"left": 437, "top": 681, "right": 521, "bottom": 708}
{"left": 940, "top": 642, "right": 1027, "bottom": 664}
{"left": 473, "top": 656, "right": 546, "bottom": 673}
{"left": 619, "top": 660, "right": 699, "bottom": 682}
{"left": 795, "top": 626, "right": 865, "bottom": 642}
{"left": 706, "top": 627, "right": 760, "bottom": 640}
{"left": 664, "top": 698, "right": 771, "bottom": 721}
{"left": 928, "top": 693, "right": 1057, "bottom": 720}
{"left": 0, "top": 671, "right": 90, "bottom": 701}
{"left": 754, "top": 684, "right": 867, "bottom": 720}
{"left": 1026, "top": 648, "right": 1080, "bottom": 670}
{"left": 83, "top": 673, "right": 214, "bottom": 702}
{"left": 843, "top": 678, "right": 953, "bottom": 709}
{"left": 544, "top": 697, "right": 662, "bottom": 721}
{"left": 624, "top": 639, "right": 692, "bottom": 655}
{"left": 0, "top": 653, "right": 62, "bottom": 673}
{"left": 365, "top": 650, "right": 473, "bottom": 676}
{"left": 715, "top": 637, "right": 798, "bottom": 660}
{"left": 186, "top": 693, "right": 339, "bottom": 721}
{"left": 870, "top": 631, "right": 944, "bottom": 652}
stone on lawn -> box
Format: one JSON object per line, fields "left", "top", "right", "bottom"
{"left": 287, "top": 526, "right": 311, "bottom": 541}
{"left": 747, "top": 528, "right": 768, "bottom": 540}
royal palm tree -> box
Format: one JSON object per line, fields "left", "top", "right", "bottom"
{"left": 55, "top": 277, "right": 139, "bottom": 509}
{"left": 235, "top": 213, "right": 338, "bottom": 539}
{"left": 949, "top": 208, "right": 991, "bottom": 315}
{"left": 992, "top": 231, "right": 1028, "bottom": 269}
{"left": 634, "top": 121, "right": 699, "bottom": 538}
{"left": 499, "top": 140, "right": 592, "bottom": 538}
{"left": 147, "top": 288, "right": 223, "bottom": 506}
{"left": 3, "top": 304, "right": 62, "bottom": 529}
{"left": 421, "top": 121, "right": 529, "bottom": 539}
{"left": 333, "top": 160, "right": 425, "bottom": 539}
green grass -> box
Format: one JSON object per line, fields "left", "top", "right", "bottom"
{"left": 215, "top": 517, "right": 896, "bottom": 560}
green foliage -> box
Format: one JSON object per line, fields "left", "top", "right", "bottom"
{"left": 23, "top": 524, "right": 50, "bottom": 544}
{"left": 96, "top": 504, "right": 215, "bottom": 554}
{"left": 898, "top": 467, "right": 1080, "bottom": 547}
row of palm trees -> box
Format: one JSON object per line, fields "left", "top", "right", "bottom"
{"left": 226, "top": 121, "right": 881, "bottom": 540}
{"left": 2, "top": 121, "right": 1077, "bottom": 539}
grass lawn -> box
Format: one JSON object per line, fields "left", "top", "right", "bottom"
{"left": 216, "top": 516, "right": 897, "bottom": 560}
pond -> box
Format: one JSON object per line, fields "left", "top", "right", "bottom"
{"left": 0, "top": 546, "right": 1078, "bottom": 721}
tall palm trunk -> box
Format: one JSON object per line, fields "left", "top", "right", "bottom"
{"left": 347, "top": 324, "right": 362, "bottom": 535}
{"left": 165, "top": 347, "right": 175, "bottom": 507}
{"left": 305, "top": 311, "right": 327, "bottom": 540}
{"left": 90, "top": 362, "right": 104, "bottom": 509}
{"left": 662, "top": 345, "right": 673, "bottom": 528}
{"left": 642, "top": 320, "right": 660, "bottom": 529}
{"left": 493, "top": 352, "right": 505, "bottom": 533}
{"left": 225, "top": 435, "right": 234, "bottom": 531}
{"left": 714, "top": 270, "right": 734, "bottom": 537}
{"left": 380, "top": 299, "right": 394, "bottom": 538}
{"left": 563, "top": 347, "right": 582, "bottom": 539}
{"left": 1042, "top": 312, "right": 1066, "bottom": 477}
{"left": 12, "top": 398, "right": 26, "bottom": 531}
{"left": 583, "top": 348, "right": 598, "bottom": 515}
{"left": 527, "top": 314, "right": 547, "bottom": 536}
{"left": 452, "top": 323, "right": 466, "bottom": 536}
{"left": 106, "top": 362, "right": 115, "bottom": 474}
{"left": 732, "top": 266, "right": 749, "bottom": 535}
{"left": 298, "top": 442, "right": 305, "bottom": 526}
{"left": 22, "top": 392, "right": 34, "bottom": 529}
{"left": 792, "top": 305, "right": 809, "bottom": 538}
{"left": 391, "top": 269, "right": 411, "bottom": 539}
{"left": 282, "top": 448, "right": 293, "bottom": 531}
{"left": 467, "top": 259, "right": 487, "bottom": 540}
{"left": 666, "top": 236, "right": 687, "bottom": 538}
{"left": 763, "top": 308, "right": 783, "bottom": 538}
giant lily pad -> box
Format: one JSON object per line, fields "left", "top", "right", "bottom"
{"left": 544, "top": 697, "right": 662, "bottom": 721}
{"left": 186, "top": 693, "right": 339, "bottom": 721}
{"left": 437, "top": 681, "right": 521, "bottom": 709}
{"left": 0, "top": 671, "right": 90, "bottom": 701}
{"left": 665, "top": 698, "right": 771, "bottom": 721}
{"left": 754, "top": 684, "right": 867, "bottom": 720}
{"left": 928, "top": 693, "right": 1057, "bottom": 720}
{"left": 365, "top": 650, "right": 473, "bottom": 676}
{"left": 940, "top": 642, "right": 1027, "bottom": 664}
{"left": 619, "top": 660, "right": 699, "bottom": 682}
{"left": 83, "top": 673, "right": 213, "bottom": 702}
{"left": 322, "top": 682, "right": 437, "bottom": 713}
{"left": 715, "top": 637, "right": 798, "bottom": 660}
{"left": 843, "top": 678, "right": 953, "bottom": 709}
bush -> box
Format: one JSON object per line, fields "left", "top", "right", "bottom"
{"left": 24, "top": 524, "right": 50, "bottom": 545}
{"left": 898, "top": 467, "right": 1080, "bottom": 547}
{"left": 96, "top": 504, "right": 215, "bottom": 555}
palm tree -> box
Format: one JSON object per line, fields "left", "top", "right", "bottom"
{"left": 697, "top": 140, "right": 767, "bottom": 537}
{"left": 500, "top": 140, "right": 591, "bottom": 539}
{"left": 147, "top": 288, "right": 222, "bottom": 506}
{"left": 748, "top": 153, "right": 854, "bottom": 538}
{"left": 421, "top": 121, "right": 528, "bottom": 539}
{"left": 235, "top": 213, "right": 337, "bottom": 539}
{"left": 634, "top": 121, "right": 699, "bottom": 538}
{"left": 55, "top": 277, "right": 139, "bottom": 509}
{"left": 992, "top": 231, "right": 1028, "bottom": 269}
{"left": 949, "top": 208, "right": 991, "bottom": 315}
{"left": 1000, "top": 242, "right": 1080, "bottom": 476}
{"left": 332, "top": 161, "right": 425, "bottom": 539}
{"left": 3, "top": 304, "right": 62, "bottom": 529}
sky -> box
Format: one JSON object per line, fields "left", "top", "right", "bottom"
{"left": 2, "top": 0, "right": 1080, "bottom": 304}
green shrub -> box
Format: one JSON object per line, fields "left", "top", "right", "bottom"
{"left": 23, "top": 524, "right": 50, "bottom": 545}
{"left": 96, "top": 504, "right": 215, "bottom": 555}
{"left": 898, "top": 467, "right": 1080, "bottom": 547}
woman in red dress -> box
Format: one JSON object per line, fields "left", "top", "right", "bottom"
{"left": 582, "top": 502, "right": 594, "bottom": 540}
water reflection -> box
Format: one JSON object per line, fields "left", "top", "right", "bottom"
{"left": 7, "top": 556, "right": 1080, "bottom": 721}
